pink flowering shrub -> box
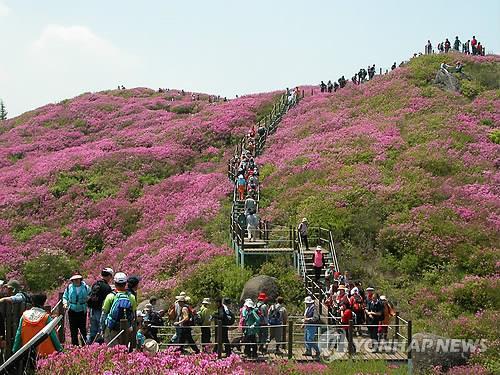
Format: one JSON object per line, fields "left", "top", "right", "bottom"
{"left": 0, "top": 87, "right": 278, "bottom": 295}
{"left": 37, "top": 345, "right": 245, "bottom": 375}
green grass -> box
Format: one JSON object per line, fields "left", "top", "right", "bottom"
{"left": 326, "top": 360, "right": 408, "bottom": 374}
{"left": 12, "top": 223, "right": 45, "bottom": 242}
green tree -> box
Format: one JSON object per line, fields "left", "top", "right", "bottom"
{"left": 0, "top": 99, "right": 7, "bottom": 120}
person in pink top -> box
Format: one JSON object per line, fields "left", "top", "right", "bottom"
{"left": 311, "top": 246, "right": 325, "bottom": 283}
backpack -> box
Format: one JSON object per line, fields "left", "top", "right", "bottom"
{"left": 167, "top": 304, "right": 177, "bottom": 322}
{"left": 268, "top": 305, "right": 283, "bottom": 326}
{"left": 352, "top": 294, "right": 363, "bottom": 312}
{"left": 105, "top": 292, "right": 134, "bottom": 330}
{"left": 256, "top": 302, "right": 268, "bottom": 325}
{"left": 185, "top": 305, "right": 201, "bottom": 326}
{"left": 20, "top": 291, "right": 32, "bottom": 307}
{"left": 223, "top": 308, "right": 235, "bottom": 325}
{"left": 87, "top": 281, "right": 103, "bottom": 309}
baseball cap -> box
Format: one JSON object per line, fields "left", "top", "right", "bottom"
{"left": 114, "top": 272, "right": 128, "bottom": 284}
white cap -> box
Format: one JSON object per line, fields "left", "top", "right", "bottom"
{"left": 244, "top": 300, "right": 255, "bottom": 308}
{"left": 102, "top": 267, "right": 114, "bottom": 275}
{"left": 176, "top": 295, "right": 186, "bottom": 302}
{"left": 202, "top": 298, "right": 210, "bottom": 304}
{"left": 316, "top": 245, "right": 322, "bottom": 251}
{"left": 114, "top": 272, "right": 127, "bottom": 284}
{"left": 70, "top": 274, "right": 83, "bottom": 281}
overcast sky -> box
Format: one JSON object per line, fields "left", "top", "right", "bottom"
{"left": 1, "top": 0, "right": 499, "bottom": 116}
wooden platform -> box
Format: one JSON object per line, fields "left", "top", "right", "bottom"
{"left": 241, "top": 247, "right": 294, "bottom": 253}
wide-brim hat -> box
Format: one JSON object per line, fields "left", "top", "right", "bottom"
{"left": 202, "top": 298, "right": 210, "bottom": 305}
{"left": 70, "top": 274, "right": 83, "bottom": 281}
{"left": 144, "top": 339, "right": 159, "bottom": 355}
{"left": 366, "top": 287, "right": 375, "bottom": 292}
{"left": 257, "top": 292, "right": 267, "bottom": 301}
{"left": 302, "top": 218, "right": 308, "bottom": 222}
{"left": 338, "top": 285, "right": 347, "bottom": 290}
{"left": 380, "top": 295, "right": 387, "bottom": 301}
{"left": 315, "top": 246, "right": 322, "bottom": 251}
{"left": 304, "top": 296, "right": 315, "bottom": 304}
{"left": 176, "top": 295, "right": 186, "bottom": 302}
{"left": 244, "top": 300, "right": 255, "bottom": 308}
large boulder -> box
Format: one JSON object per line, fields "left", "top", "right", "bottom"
{"left": 411, "top": 333, "right": 472, "bottom": 374}
{"left": 240, "top": 275, "right": 279, "bottom": 304}
{"left": 434, "top": 69, "right": 460, "bottom": 92}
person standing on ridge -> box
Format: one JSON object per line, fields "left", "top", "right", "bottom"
{"left": 319, "top": 81, "right": 327, "bottom": 93}
{"left": 471, "top": 36, "right": 477, "bottom": 55}
{"left": 391, "top": 62, "right": 397, "bottom": 70}
{"left": 327, "top": 80, "right": 333, "bottom": 93}
{"left": 444, "top": 38, "right": 451, "bottom": 53}
{"left": 63, "top": 274, "right": 90, "bottom": 346}
{"left": 87, "top": 267, "right": 114, "bottom": 344}
{"left": 425, "top": 40, "right": 432, "bottom": 54}
{"left": 453, "top": 36, "right": 461, "bottom": 51}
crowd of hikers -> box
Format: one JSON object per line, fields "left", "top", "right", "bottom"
{"left": 0, "top": 88, "right": 401, "bottom": 369}
{"left": 426, "top": 35, "right": 486, "bottom": 55}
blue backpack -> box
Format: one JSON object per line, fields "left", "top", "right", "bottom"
{"left": 106, "top": 292, "right": 134, "bottom": 330}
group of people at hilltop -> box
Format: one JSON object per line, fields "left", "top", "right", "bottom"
{"left": 319, "top": 64, "right": 377, "bottom": 93}
{"left": 425, "top": 35, "right": 486, "bottom": 56}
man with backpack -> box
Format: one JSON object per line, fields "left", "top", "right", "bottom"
{"left": 173, "top": 295, "right": 200, "bottom": 354}
{"left": 241, "top": 299, "right": 260, "bottom": 358}
{"left": 100, "top": 272, "right": 137, "bottom": 346}
{"left": 87, "top": 267, "right": 113, "bottom": 344}
{"left": 0, "top": 280, "right": 31, "bottom": 306}
{"left": 213, "top": 297, "right": 234, "bottom": 357}
{"left": 256, "top": 292, "right": 269, "bottom": 354}
{"left": 199, "top": 298, "right": 212, "bottom": 352}
{"left": 63, "top": 274, "right": 91, "bottom": 346}
{"left": 268, "top": 296, "right": 287, "bottom": 354}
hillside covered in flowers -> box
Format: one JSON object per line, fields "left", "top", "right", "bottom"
{"left": 0, "top": 88, "right": 279, "bottom": 294}
{"left": 258, "top": 53, "right": 499, "bottom": 343}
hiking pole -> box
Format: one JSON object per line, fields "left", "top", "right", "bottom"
{"left": 106, "top": 330, "right": 125, "bottom": 347}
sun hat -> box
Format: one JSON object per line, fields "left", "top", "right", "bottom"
{"left": 202, "top": 298, "right": 210, "bottom": 305}
{"left": 315, "top": 245, "right": 322, "bottom": 251}
{"left": 304, "top": 296, "right": 315, "bottom": 304}
{"left": 6, "top": 280, "right": 21, "bottom": 291}
{"left": 257, "top": 292, "right": 267, "bottom": 301}
{"left": 176, "top": 295, "right": 186, "bottom": 302}
{"left": 144, "top": 303, "right": 153, "bottom": 311}
{"left": 244, "top": 300, "right": 255, "bottom": 308}
{"left": 380, "top": 295, "right": 387, "bottom": 301}
{"left": 338, "top": 285, "right": 346, "bottom": 290}
{"left": 114, "top": 272, "right": 128, "bottom": 284}
{"left": 366, "top": 287, "right": 375, "bottom": 292}
{"left": 143, "top": 339, "right": 159, "bottom": 355}
{"left": 69, "top": 274, "right": 83, "bottom": 281}
{"left": 302, "top": 218, "right": 308, "bottom": 222}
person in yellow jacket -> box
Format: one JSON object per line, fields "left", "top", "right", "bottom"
{"left": 12, "top": 293, "right": 63, "bottom": 356}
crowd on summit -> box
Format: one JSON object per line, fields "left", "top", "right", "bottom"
{"left": 426, "top": 35, "right": 486, "bottom": 56}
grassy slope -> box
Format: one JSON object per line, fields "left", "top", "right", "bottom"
{"left": 257, "top": 54, "right": 499, "bottom": 346}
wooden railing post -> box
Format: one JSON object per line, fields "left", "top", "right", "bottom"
{"left": 348, "top": 319, "right": 355, "bottom": 356}
{"left": 4, "top": 302, "right": 13, "bottom": 358}
{"left": 57, "top": 292, "right": 65, "bottom": 343}
{"left": 407, "top": 320, "right": 413, "bottom": 360}
{"left": 287, "top": 319, "right": 294, "bottom": 359}
{"left": 119, "top": 319, "right": 128, "bottom": 346}
{"left": 217, "top": 318, "right": 223, "bottom": 359}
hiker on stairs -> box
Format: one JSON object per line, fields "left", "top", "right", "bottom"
{"left": 244, "top": 195, "right": 257, "bottom": 216}
{"left": 297, "top": 218, "right": 309, "bottom": 250}
{"left": 312, "top": 246, "right": 326, "bottom": 283}
{"left": 246, "top": 212, "right": 259, "bottom": 242}
{"left": 237, "top": 174, "right": 246, "bottom": 201}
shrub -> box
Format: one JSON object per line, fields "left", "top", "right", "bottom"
{"left": 460, "top": 80, "right": 484, "bottom": 99}
{"left": 12, "top": 223, "right": 45, "bottom": 242}
{"left": 23, "top": 249, "right": 77, "bottom": 291}
{"left": 488, "top": 129, "right": 500, "bottom": 144}
{"left": 176, "top": 256, "right": 252, "bottom": 304}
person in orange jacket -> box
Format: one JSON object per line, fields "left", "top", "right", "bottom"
{"left": 12, "top": 293, "right": 63, "bottom": 357}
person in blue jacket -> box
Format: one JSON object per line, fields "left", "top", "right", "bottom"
{"left": 63, "top": 274, "right": 90, "bottom": 346}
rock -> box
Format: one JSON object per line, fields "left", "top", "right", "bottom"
{"left": 411, "top": 333, "right": 471, "bottom": 374}
{"left": 240, "top": 275, "right": 279, "bottom": 304}
{"left": 434, "top": 69, "right": 460, "bottom": 92}
{"left": 137, "top": 298, "right": 169, "bottom": 312}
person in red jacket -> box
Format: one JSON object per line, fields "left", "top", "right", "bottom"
{"left": 471, "top": 36, "right": 477, "bottom": 55}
